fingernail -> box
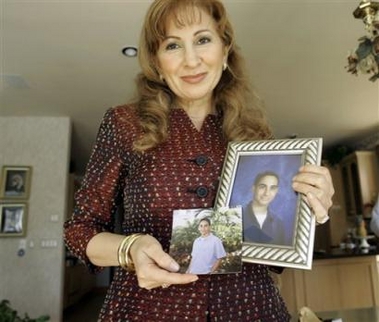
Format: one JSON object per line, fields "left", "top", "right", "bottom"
{"left": 170, "top": 261, "right": 180, "bottom": 272}
{"left": 191, "top": 276, "right": 199, "bottom": 282}
{"left": 317, "top": 215, "right": 329, "bottom": 224}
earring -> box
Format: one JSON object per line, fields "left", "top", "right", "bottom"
{"left": 223, "top": 62, "right": 228, "bottom": 71}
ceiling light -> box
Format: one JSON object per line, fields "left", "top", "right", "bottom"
{"left": 287, "top": 133, "right": 298, "bottom": 139}
{"left": 346, "top": 1, "right": 379, "bottom": 82}
{"left": 121, "top": 46, "right": 138, "bottom": 57}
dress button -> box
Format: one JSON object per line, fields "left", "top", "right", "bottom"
{"left": 196, "top": 186, "right": 208, "bottom": 198}
{"left": 195, "top": 155, "right": 208, "bottom": 166}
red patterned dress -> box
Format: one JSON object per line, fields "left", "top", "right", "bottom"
{"left": 64, "top": 105, "right": 291, "bottom": 321}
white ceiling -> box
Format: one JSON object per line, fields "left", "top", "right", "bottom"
{"left": 1, "top": 0, "right": 378, "bottom": 174}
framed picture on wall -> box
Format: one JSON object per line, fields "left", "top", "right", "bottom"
{"left": 214, "top": 138, "right": 323, "bottom": 270}
{"left": 0, "top": 166, "right": 32, "bottom": 199}
{"left": 0, "top": 203, "right": 28, "bottom": 237}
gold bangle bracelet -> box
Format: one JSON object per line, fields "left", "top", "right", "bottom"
{"left": 117, "top": 233, "right": 145, "bottom": 272}
{"left": 118, "top": 235, "right": 134, "bottom": 270}
{"left": 124, "top": 233, "right": 145, "bottom": 272}
{"left": 117, "top": 236, "right": 131, "bottom": 269}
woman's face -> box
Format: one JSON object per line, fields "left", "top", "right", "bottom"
{"left": 156, "top": 9, "right": 227, "bottom": 108}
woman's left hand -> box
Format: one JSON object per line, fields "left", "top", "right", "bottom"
{"left": 292, "top": 164, "right": 335, "bottom": 224}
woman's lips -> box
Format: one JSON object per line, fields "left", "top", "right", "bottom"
{"left": 181, "top": 73, "right": 207, "bottom": 84}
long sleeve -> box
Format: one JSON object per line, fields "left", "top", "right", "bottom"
{"left": 64, "top": 107, "right": 132, "bottom": 271}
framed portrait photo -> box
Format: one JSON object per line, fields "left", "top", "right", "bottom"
{"left": 0, "top": 166, "right": 32, "bottom": 199}
{"left": 215, "top": 138, "right": 323, "bottom": 270}
{"left": 0, "top": 203, "right": 28, "bottom": 237}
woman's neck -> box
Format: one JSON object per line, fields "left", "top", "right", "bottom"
{"left": 179, "top": 99, "right": 216, "bottom": 131}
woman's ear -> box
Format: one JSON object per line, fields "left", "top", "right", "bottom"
{"left": 223, "top": 45, "right": 230, "bottom": 71}
{"left": 223, "top": 44, "right": 231, "bottom": 58}
{"left": 222, "top": 54, "right": 229, "bottom": 71}
{"left": 223, "top": 61, "right": 228, "bottom": 71}
{"left": 153, "top": 56, "right": 163, "bottom": 80}
{"left": 154, "top": 65, "right": 165, "bottom": 82}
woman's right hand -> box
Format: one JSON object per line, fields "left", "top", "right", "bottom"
{"left": 129, "top": 234, "right": 199, "bottom": 289}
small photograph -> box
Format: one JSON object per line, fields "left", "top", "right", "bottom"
{"left": 0, "top": 166, "right": 32, "bottom": 199}
{"left": 169, "top": 207, "right": 243, "bottom": 275}
{"left": 0, "top": 203, "right": 27, "bottom": 237}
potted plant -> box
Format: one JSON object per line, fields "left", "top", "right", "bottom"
{"left": 0, "top": 300, "right": 50, "bottom": 322}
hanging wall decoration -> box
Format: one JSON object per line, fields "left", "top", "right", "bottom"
{"left": 346, "top": 1, "right": 379, "bottom": 81}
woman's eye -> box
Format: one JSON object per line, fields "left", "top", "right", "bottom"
{"left": 198, "top": 37, "right": 211, "bottom": 45}
{"left": 165, "top": 43, "right": 179, "bottom": 51}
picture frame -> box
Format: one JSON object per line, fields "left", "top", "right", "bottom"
{"left": 0, "top": 203, "right": 28, "bottom": 237}
{"left": 214, "top": 138, "right": 323, "bottom": 270}
{"left": 0, "top": 166, "right": 32, "bottom": 199}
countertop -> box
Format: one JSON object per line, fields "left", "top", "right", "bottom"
{"left": 291, "top": 307, "right": 379, "bottom": 322}
{"left": 313, "top": 246, "right": 379, "bottom": 260}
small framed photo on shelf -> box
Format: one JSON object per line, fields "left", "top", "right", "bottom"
{"left": 215, "top": 138, "right": 323, "bottom": 270}
{"left": 0, "top": 166, "right": 32, "bottom": 199}
{"left": 0, "top": 203, "right": 28, "bottom": 237}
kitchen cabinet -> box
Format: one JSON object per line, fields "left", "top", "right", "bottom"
{"left": 279, "top": 256, "right": 379, "bottom": 315}
{"left": 340, "top": 151, "right": 378, "bottom": 218}
{"left": 316, "top": 162, "right": 348, "bottom": 248}
{"left": 63, "top": 263, "right": 96, "bottom": 308}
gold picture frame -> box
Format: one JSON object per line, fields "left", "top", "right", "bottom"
{"left": 0, "top": 203, "right": 28, "bottom": 237}
{"left": 0, "top": 166, "right": 32, "bottom": 199}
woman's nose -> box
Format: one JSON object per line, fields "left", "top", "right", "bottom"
{"left": 184, "top": 45, "right": 201, "bottom": 67}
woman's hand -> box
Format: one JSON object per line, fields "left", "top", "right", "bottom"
{"left": 292, "top": 164, "right": 335, "bottom": 224}
{"left": 129, "top": 234, "right": 198, "bottom": 289}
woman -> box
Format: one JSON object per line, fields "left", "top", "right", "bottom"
{"left": 64, "top": 0, "right": 334, "bottom": 320}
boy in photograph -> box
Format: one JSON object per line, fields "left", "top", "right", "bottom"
{"left": 187, "top": 218, "right": 226, "bottom": 274}
{"left": 243, "top": 171, "right": 290, "bottom": 246}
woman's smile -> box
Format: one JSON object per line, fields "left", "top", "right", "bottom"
{"left": 181, "top": 72, "right": 207, "bottom": 84}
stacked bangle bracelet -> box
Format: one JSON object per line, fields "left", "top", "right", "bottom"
{"left": 117, "top": 233, "right": 145, "bottom": 272}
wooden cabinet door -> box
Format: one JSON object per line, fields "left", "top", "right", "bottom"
{"left": 339, "top": 260, "right": 379, "bottom": 309}
{"left": 340, "top": 151, "right": 378, "bottom": 218}
{"left": 279, "top": 257, "right": 379, "bottom": 314}
{"left": 302, "top": 264, "right": 342, "bottom": 312}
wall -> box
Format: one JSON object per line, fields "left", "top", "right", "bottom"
{"left": 0, "top": 116, "right": 71, "bottom": 322}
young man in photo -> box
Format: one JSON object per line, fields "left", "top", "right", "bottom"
{"left": 243, "top": 171, "right": 289, "bottom": 246}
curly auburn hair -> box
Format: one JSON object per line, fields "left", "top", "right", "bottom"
{"left": 131, "top": 0, "right": 273, "bottom": 151}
